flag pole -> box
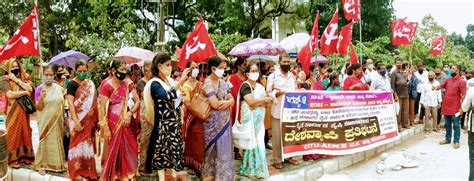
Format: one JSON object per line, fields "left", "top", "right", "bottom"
{"left": 34, "top": 1, "right": 44, "bottom": 78}
{"left": 359, "top": 21, "right": 362, "bottom": 62}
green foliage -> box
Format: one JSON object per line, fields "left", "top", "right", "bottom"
{"left": 210, "top": 33, "right": 250, "bottom": 54}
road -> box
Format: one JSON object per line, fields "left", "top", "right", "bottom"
{"left": 325, "top": 129, "right": 469, "bottom": 180}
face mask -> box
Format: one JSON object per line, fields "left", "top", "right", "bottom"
{"left": 467, "top": 76, "right": 472, "bottom": 80}
{"left": 280, "top": 65, "right": 291, "bottom": 73}
{"left": 76, "top": 72, "right": 87, "bottom": 80}
{"left": 161, "top": 65, "right": 172, "bottom": 77}
{"left": 428, "top": 78, "right": 434, "bottom": 82}
{"left": 214, "top": 68, "right": 225, "bottom": 78}
{"left": 314, "top": 71, "right": 320, "bottom": 78}
{"left": 444, "top": 68, "right": 449, "bottom": 72}
{"left": 368, "top": 64, "right": 374, "bottom": 70}
{"left": 396, "top": 65, "right": 402, "bottom": 70}
{"left": 115, "top": 71, "right": 126, "bottom": 81}
{"left": 435, "top": 73, "right": 440, "bottom": 76}
{"left": 56, "top": 73, "right": 64, "bottom": 80}
{"left": 362, "top": 68, "right": 367, "bottom": 72}
{"left": 418, "top": 69, "right": 423, "bottom": 74}
{"left": 10, "top": 69, "right": 20, "bottom": 76}
{"left": 43, "top": 76, "right": 54, "bottom": 84}
{"left": 191, "top": 69, "right": 199, "bottom": 77}
{"left": 248, "top": 72, "right": 259, "bottom": 81}
{"left": 379, "top": 70, "right": 387, "bottom": 77}
{"left": 65, "top": 75, "right": 70, "bottom": 79}
{"left": 451, "top": 72, "right": 457, "bottom": 77}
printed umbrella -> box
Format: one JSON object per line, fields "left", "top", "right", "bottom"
{"left": 279, "top": 33, "right": 310, "bottom": 53}
{"left": 228, "top": 38, "right": 285, "bottom": 57}
{"left": 114, "top": 47, "right": 155, "bottom": 64}
{"left": 246, "top": 55, "right": 278, "bottom": 65}
{"left": 49, "top": 50, "right": 90, "bottom": 68}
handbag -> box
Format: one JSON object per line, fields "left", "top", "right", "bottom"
{"left": 17, "top": 95, "right": 36, "bottom": 114}
{"left": 188, "top": 82, "right": 211, "bottom": 120}
{"left": 232, "top": 82, "right": 257, "bottom": 150}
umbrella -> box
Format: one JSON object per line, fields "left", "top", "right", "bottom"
{"left": 49, "top": 50, "right": 90, "bottom": 68}
{"left": 114, "top": 47, "right": 155, "bottom": 64}
{"left": 310, "top": 55, "right": 329, "bottom": 64}
{"left": 279, "top": 33, "right": 310, "bottom": 53}
{"left": 228, "top": 38, "right": 285, "bottom": 57}
{"left": 246, "top": 55, "right": 279, "bottom": 65}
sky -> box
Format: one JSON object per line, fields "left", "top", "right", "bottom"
{"left": 393, "top": 0, "right": 474, "bottom": 37}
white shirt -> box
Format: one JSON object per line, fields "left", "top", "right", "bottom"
{"left": 462, "top": 86, "right": 474, "bottom": 132}
{"left": 370, "top": 73, "right": 391, "bottom": 91}
{"left": 266, "top": 69, "right": 296, "bottom": 119}
{"left": 466, "top": 78, "right": 474, "bottom": 90}
{"left": 420, "top": 80, "right": 442, "bottom": 107}
{"left": 414, "top": 70, "right": 429, "bottom": 93}
{"left": 364, "top": 69, "right": 378, "bottom": 83}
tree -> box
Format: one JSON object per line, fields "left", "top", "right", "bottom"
{"left": 418, "top": 14, "right": 447, "bottom": 43}
{"left": 465, "top": 24, "right": 474, "bottom": 57}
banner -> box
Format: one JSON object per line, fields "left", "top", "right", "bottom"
{"left": 280, "top": 91, "right": 399, "bottom": 158}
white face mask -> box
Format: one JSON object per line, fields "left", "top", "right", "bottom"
{"left": 368, "top": 64, "right": 374, "bottom": 70}
{"left": 248, "top": 72, "right": 259, "bottom": 81}
{"left": 191, "top": 69, "right": 199, "bottom": 77}
{"left": 214, "top": 68, "right": 225, "bottom": 78}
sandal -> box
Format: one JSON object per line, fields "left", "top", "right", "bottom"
{"left": 274, "top": 163, "right": 283, "bottom": 169}
{"left": 284, "top": 158, "right": 300, "bottom": 165}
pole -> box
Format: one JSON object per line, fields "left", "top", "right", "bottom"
{"left": 34, "top": 1, "right": 43, "bottom": 79}
{"left": 359, "top": 20, "right": 362, "bottom": 62}
{"left": 409, "top": 45, "right": 413, "bottom": 69}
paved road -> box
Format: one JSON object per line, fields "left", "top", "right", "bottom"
{"left": 326, "top": 130, "right": 469, "bottom": 180}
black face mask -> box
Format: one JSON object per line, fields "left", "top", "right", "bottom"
{"left": 435, "top": 73, "right": 441, "bottom": 76}
{"left": 280, "top": 65, "right": 291, "bottom": 73}
{"left": 418, "top": 70, "right": 423, "bottom": 74}
{"left": 466, "top": 76, "right": 471, "bottom": 80}
{"left": 115, "top": 71, "right": 126, "bottom": 81}
{"left": 65, "top": 75, "right": 70, "bottom": 79}
{"left": 10, "top": 69, "right": 20, "bottom": 76}
{"left": 451, "top": 72, "right": 457, "bottom": 77}
{"left": 56, "top": 73, "right": 64, "bottom": 80}
{"left": 429, "top": 78, "right": 434, "bottom": 82}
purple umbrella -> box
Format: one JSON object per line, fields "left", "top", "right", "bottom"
{"left": 310, "top": 55, "right": 329, "bottom": 64}
{"left": 49, "top": 50, "right": 90, "bottom": 68}
{"left": 229, "top": 38, "right": 285, "bottom": 57}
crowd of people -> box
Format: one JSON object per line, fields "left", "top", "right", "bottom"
{"left": 0, "top": 51, "right": 472, "bottom": 180}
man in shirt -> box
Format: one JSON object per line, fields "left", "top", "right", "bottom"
{"left": 266, "top": 53, "right": 299, "bottom": 169}
{"left": 414, "top": 62, "right": 429, "bottom": 123}
{"left": 420, "top": 71, "right": 442, "bottom": 132}
{"left": 434, "top": 67, "right": 448, "bottom": 128}
{"left": 461, "top": 70, "right": 474, "bottom": 178}
{"left": 436, "top": 65, "right": 466, "bottom": 149}
{"left": 391, "top": 59, "right": 410, "bottom": 130}
{"left": 364, "top": 59, "right": 378, "bottom": 85}
{"left": 370, "top": 63, "right": 391, "bottom": 91}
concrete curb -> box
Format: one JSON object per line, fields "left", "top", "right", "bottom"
{"left": 263, "top": 124, "right": 424, "bottom": 181}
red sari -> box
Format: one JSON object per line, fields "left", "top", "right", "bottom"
{"left": 99, "top": 79, "right": 139, "bottom": 180}
{"left": 67, "top": 79, "right": 98, "bottom": 179}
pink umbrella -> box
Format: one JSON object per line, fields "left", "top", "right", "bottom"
{"left": 114, "top": 47, "right": 155, "bottom": 64}
{"left": 229, "top": 38, "right": 285, "bottom": 57}
{"left": 310, "top": 55, "right": 329, "bottom": 64}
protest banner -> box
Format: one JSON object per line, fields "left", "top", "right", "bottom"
{"left": 280, "top": 91, "right": 399, "bottom": 158}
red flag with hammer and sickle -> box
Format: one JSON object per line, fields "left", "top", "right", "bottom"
{"left": 0, "top": 5, "right": 40, "bottom": 62}
{"left": 342, "top": 0, "right": 361, "bottom": 22}
{"left": 391, "top": 18, "right": 418, "bottom": 46}
{"left": 177, "top": 16, "right": 217, "bottom": 69}
{"left": 297, "top": 11, "right": 320, "bottom": 74}
{"left": 429, "top": 35, "right": 446, "bottom": 55}
{"left": 337, "top": 22, "right": 354, "bottom": 55}
{"left": 320, "top": 9, "right": 339, "bottom": 55}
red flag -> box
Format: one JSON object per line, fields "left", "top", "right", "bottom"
{"left": 176, "top": 17, "right": 217, "bottom": 69}
{"left": 391, "top": 18, "right": 418, "bottom": 46}
{"left": 342, "top": 0, "right": 361, "bottom": 22}
{"left": 337, "top": 22, "right": 354, "bottom": 55}
{"left": 350, "top": 45, "right": 358, "bottom": 65}
{"left": 297, "top": 11, "right": 320, "bottom": 74}
{"left": 429, "top": 35, "right": 446, "bottom": 55}
{"left": 320, "top": 9, "right": 339, "bottom": 55}
{"left": 0, "top": 5, "right": 40, "bottom": 62}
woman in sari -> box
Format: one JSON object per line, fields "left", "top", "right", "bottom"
{"left": 66, "top": 60, "right": 98, "bottom": 179}
{"left": 2, "top": 59, "right": 34, "bottom": 168}
{"left": 182, "top": 61, "right": 205, "bottom": 176}
{"left": 99, "top": 59, "right": 140, "bottom": 180}
{"left": 143, "top": 52, "right": 188, "bottom": 180}
{"left": 238, "top": 64, "right": 272, "bottom": 179}
{"left": 33, "top": 66, "right": 66, "bottom": 175}
{"left": 343, "top": 63, "right": 369, "bottom": 91}
{"left": 202, "top": 56, "right": 235, "bottom": 181}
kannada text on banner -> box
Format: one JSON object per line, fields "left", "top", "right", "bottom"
{"left": 280, "top": 91, "right": 399, "bottom": 158}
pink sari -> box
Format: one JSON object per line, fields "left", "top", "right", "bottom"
{"left": 99, "top": 79, "right": 139, "bottom": 180}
